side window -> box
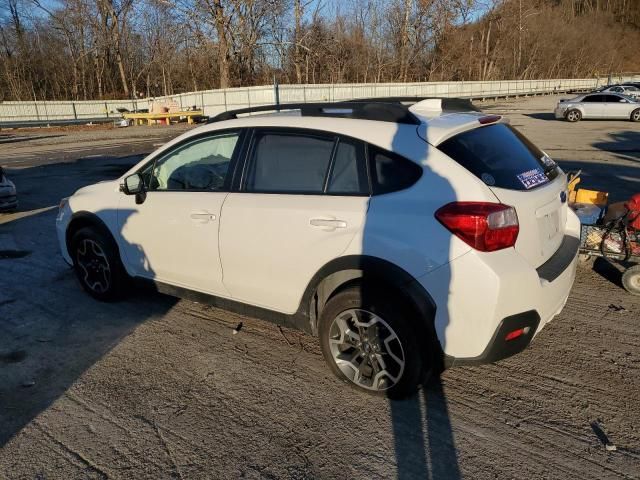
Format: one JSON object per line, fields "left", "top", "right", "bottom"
{"left": 150, "top": 132, "right": 240, "bottom": 191}
{"left": 583, "top": 95, "right": 602, "bottom": 103}
{"left": 326, "top": 138, "right": 368, "bottom": 195}
{"left": 245, "top": 132, "right": 334, "bottom": 193}
{"left": 604, "top": 95, "right": 622, "bottom": 102}
{"left": 611, "top": 87, "right": 622, "bottom": 92}
{"left": 368, "top": 146, "right": 422, "bottom": 195}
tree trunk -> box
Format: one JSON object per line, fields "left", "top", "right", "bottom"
{"left": 294, "top": 0, "right": 303, "bottom": 84}
{"left": 212, "top": 0, "right": 230, "bottom": 89}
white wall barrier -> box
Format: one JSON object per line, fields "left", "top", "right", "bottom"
{"left": 1, "top": 75, "right": 638, "bottom": 123}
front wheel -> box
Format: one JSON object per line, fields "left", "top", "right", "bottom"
{"left": 631, "top": 109, "right": 640, "bottom": 122}
{"left": 318, "top": 286, "right": 426, "bottom": 399}
{"left": 566, "top": 109, "right": 582, "bottom": 122}
{"left": 622, "top": 265, "right": 640, "bottom": 296}
{"left": 71, "top": 227, "right": 127, "bottom": 301}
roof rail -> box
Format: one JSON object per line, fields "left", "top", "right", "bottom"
{"left": 208, "top": 101, "right": 422, "bottom": 125}
{"left": 345, "top": 97, "right": 480, "bottom": 112}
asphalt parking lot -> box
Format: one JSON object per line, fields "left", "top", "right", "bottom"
{"left": 1, "top": 95, "right": 639, "bottom": 479}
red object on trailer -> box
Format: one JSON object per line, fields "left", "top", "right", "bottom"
{"left": 625, "top": 193, "right": 640, "bottom": 231}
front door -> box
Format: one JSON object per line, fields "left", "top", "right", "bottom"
{"left": 580, "top": 94, "right": 604, "bottom": 118}
{"left": 117, "top": 131, "right": 242, "bottom": 296}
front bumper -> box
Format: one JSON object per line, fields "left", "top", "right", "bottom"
{"left": 554, "top": 107, "right": 567, "bottom": 119}
{"left": 0, "top": 194, "right": 17, "bottom": 212}
{"left": 56, "top": 202, "right": 73, "bottom": 266}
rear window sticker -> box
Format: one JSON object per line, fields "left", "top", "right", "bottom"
{"left": 516, "top": 168, "right": 549, "bottom": 189}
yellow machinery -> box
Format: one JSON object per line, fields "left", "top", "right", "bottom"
{"left": 122, "top": 110, "right": 204, "bottom": 126}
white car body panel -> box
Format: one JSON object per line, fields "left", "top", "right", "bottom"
{"left": 420, "top": 207, "right": 580, "bottom": 358}
{"left": 219, "top": 193, "right": 369, "bottom": 312}
{"left": 489, "top": 174, "right": 568, "bottom": 268}
{"left": 117, "top": 191, "right": 230, "bottom": 296}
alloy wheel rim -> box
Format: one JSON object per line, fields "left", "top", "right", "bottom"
{"left": 76, "top": 239, "right": 111, "bottom": 293}
{"left": 328, "top": 309, "right": 405, "bottom": 391}
{"left": 568, "top": 111, "right": 578, "bottom": 121}
{"left": 633, "top": 111, "right": 640, "bottom": 121}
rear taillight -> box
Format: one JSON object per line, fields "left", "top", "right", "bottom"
{"left": 435, "top": 202, "right": 519, "bottom": 252}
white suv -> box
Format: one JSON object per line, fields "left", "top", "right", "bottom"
{"left": 56, "top": 98, "right": 580, "bottom": 398}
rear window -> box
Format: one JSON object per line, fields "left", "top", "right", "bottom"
{"left": 438, "top": 123, "right": 559, "bottom": 191}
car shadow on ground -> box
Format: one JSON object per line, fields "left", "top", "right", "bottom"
{"left": 557, "top": 158, "right": 640, "bottom": 204}
{"left": 0, "top": 155, "right": 178, "bottom": 447}
{"left": 524, "top": 112, "right": 556, "bottom": 121}
{"left": 592, "top": 130, "right": 640, "bottom": 161}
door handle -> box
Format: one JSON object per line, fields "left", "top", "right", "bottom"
{"left": 310, "top": 218, "right": 347, "bottom": 229}
{"left": 190, "top": 211, "right": 216, "bottom": 223}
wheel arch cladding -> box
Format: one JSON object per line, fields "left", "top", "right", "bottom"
{"left": 299, "top": 255, "right": 444, "bottom": 368}
{"left": 66, "top": 211, "right": 117, "bottom": 253}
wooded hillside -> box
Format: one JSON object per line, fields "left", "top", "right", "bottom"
{"left": 0, "top": 0, "right": 638, "bottom": 101}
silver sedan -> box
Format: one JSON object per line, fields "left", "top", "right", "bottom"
{"left": 554, "top": 92, "right": 640, "bottom": 122}
{"left": 601, "top": 85, "right": 640, "bottom": 98}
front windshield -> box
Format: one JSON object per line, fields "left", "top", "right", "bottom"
{"left": 620, "top": 94, "right": 639, "bottom": 102}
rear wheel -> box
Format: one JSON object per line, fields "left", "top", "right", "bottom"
{"left": 622, "top": 265, "right": 640, "bottom": 296}
{"left": 318, "top": 286, "right": 426, "bottom": 399}
{"left": 631, "top": 109, "right": 640, "bottom": 122}
{"left": 71, "top": 227, "right": 127, "bottom": 301}
{"left": 566, "top": 109, "right": 582, "bottom": 122}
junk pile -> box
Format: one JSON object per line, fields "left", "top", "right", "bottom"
{"left": 568, "top": 171, "right": 640, "bottom": 295}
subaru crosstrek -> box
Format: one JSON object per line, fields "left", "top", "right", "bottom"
{"left": 56, "top": 98, "right": 580, "bottom": 398}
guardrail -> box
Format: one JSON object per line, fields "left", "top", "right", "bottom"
{"left": 1, "top": 76, "right": 638, "bottom": 125}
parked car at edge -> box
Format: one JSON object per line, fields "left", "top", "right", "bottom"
{"left": 555, "top": 92, "right": 640, "bottom": 122}
{"left": 56, "top": 99, "right": 580, "bottom": 398}
{"left": 0, "top": 167, "right": 17, "bottom": 212}
{"left": 599, "top": 85, "right": 640, "bottom": 98}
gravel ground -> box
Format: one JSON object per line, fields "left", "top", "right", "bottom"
{"left": 0, "top": 95, "right": 639, "bottom": 479}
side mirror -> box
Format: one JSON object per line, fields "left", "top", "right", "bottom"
{"left": 121, "top": 173, "right": 143, "bottom": 194}
{"left": 120, "top": 173, "right": 146, "bottom": 204}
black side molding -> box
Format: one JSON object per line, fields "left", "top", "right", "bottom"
{"left": 536, "top": 234, "right": 580, "bottom": 282}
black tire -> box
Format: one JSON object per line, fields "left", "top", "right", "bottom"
{"left": 318, "top": 285, "right": 427, "bottom": 399}
{"left": 621, "top": 265, "right": 640, "bottom": 296}
{"left": 566, "top": 109, "right": 582, "bottom": 122}
{"left": 631, "top": 109, "right": 640, "bottom": 122}
{"left": 70, "top": 227, "right": 127, "bottom": 301}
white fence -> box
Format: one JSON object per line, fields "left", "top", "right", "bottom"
{"left": 1, "top": 75, "right": 639, "bottom": 123}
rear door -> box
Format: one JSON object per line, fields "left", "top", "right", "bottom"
{"left": 438, "top": 123, "right": 567, "bottom": 268}
{"left": 219, "top": 129, "right": 370, "bottom": 313}
{"left": 580, "top": 94, "right": 604, "bottom": 118}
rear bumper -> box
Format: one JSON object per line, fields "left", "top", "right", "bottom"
{"left": 421, "top": 210, "right": 580, "bottom": 363}
{"left": 445, "top": 311, "right": 540, "bottom": 367}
